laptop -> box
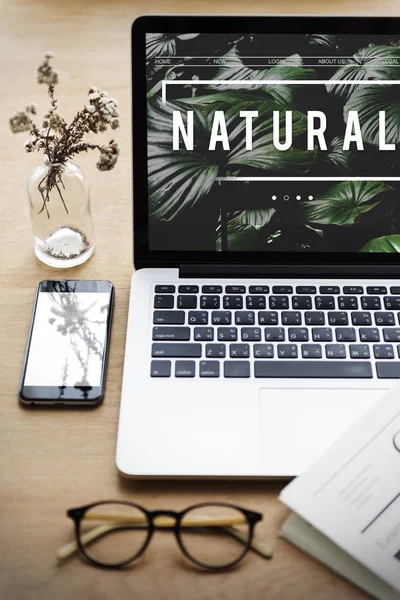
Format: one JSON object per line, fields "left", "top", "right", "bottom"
{"left": 117, "top": 15, "right": 400, "bottom": 478}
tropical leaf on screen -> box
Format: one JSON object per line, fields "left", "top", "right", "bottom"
{"left": 343, "top": 84, "right": 400, "bottom": 146}
{"left": 148, "top": 98, "right": 219, "bottom": 221}
{"left": 361, "top": 234, "right": 400, "bottom": 252}
{"left": 146, "top": 33, "right": 200, "bottom": 60}
{"left": 326, "top": 45, "right": 400, "bottom": 101}
{"left": 216, "top": 208, "right": 276, "bottom": 250}
{"left": 317, "top": 136, "right": 354, "bottom": 174}
{"left": 307, "top": 34, "right": 340, "bottom": 50}
{"left": 304, "top": 180, "right": 394, "bottom": 226}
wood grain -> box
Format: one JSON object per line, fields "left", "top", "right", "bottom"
{"left": 2, "top": 1, "right": 399, "bottom": 598}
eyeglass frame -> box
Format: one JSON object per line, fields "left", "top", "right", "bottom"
{"left": 67, "top": 500, "right": 263, "bottom": 570}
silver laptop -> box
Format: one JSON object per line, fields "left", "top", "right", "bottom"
{"left": 117, "top": 15, "right": 400, "bottom": 478}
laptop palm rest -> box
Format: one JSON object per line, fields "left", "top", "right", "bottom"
{"left": 259, "top": 387, "right": 386, "bottom": 476}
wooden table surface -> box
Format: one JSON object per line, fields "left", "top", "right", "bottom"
{"left": 1, "top": 1, "right": 399, "bottom": 598}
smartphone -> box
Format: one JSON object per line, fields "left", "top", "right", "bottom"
{"left": 19, "top": 280, "right": 114, "bottom": 407}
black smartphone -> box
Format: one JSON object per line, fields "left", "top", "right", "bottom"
{"left": 19, "top": 280, "right": 114, "bottom": 407}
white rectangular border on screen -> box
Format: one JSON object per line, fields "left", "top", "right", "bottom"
{"left": 161, "top": 79, "right": 400, "bottom": 182}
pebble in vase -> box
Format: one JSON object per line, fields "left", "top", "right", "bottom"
{"left": 9, "top": 52, "right": 120, "bottom": 268}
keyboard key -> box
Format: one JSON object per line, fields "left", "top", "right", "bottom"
{"left": 224, "top": 361, "right": 250, "bottom": 378}
{"left": 150, "top": 360, "right": 171, "bottom": 377}
{"left": 153, "top": 311, "right": 185, "bottom": 325}
{"left": 361, "top": 296, "right": 381, "bottom": 310}
{"left": 235, "top": 311, "right": 255, "bottom": 325}
{"left": 155, "top": 285, "right": 175, "bottom": 293}
{"left": 375, "top": 311, "right": 395, "bottom": 325}
{"left": 200, "top": 361, "right": 220, "bottom": 378}
{"left": 281, "top": 311, "right": 302, "bottom": 325}
{"left": 301, "top": 344, "right": 322, "bottom": 358}
{"left": 254, "top": 361, "right": 372, "bottom": 378}
{"left": 376, "top": 362, "right": 400, "bottom": 378}
{"left": 258, "top": 311, "right": 278, "bottom": 325}
{"left": 265, "top": 327, "right": 285, "bottom": 341}
{"left": 296, "top": 286, "right": 316, "bottom": 294}
{"left": 224, "top": 296, "right": 243, "bottom": 309}
{"left": 188, "top": 311, "right": 208, "bottom": 324}
{"left": 269, "top": 296, "right": 289, "bottom": 309}
{"left": 230, "top": 344, "right": 250, "bottom": 358}
{"left": 384, "top": 296, "right": 400, "bottom": 310}
{"left": 217, "top": 327, "right": 237, "bottom": 341}
{"left": 383, "top": 328, "right": 400, "bottom": 342}
{"left": 390, "top": 286, "right": 400, "bottom": 295}
{"left": 335, "top": 327, "right": 356, "bottom": 342}
{"left": 225, "top": 285, "right": 246, "bottom": 294}
{"left": 315, "top": 296, "right": 335, "bottom": 309}
{"left": 246, "top": 296, "right": 266, "bottom": 309}
{"left": 177, "top": 295, "right": 197, "bottom": 309}
{"left": 288, "top": 327, "right": 309, "bottom": 341}
{"left": 241, "top": 327, "right": 262, "bottom": 341}
{"left": 338, "top": 296, "right": 358, "bottom": 309}
{"left": 178, "top": 285, "right": 199, "bottom": 294}
{"left": 305, "top": 311, "right": 325, "bottom": 325}
{"left": 351, "top": 312, "right": 371, "bottom": 326}
{"left": 343, "top": 286, "right": 363, "bottom": 294}
{"left": 326, "top": 344, "right": 346, "bottom": 359}
{"left": 277, "top": 344, "right": 298, "bottom": 358}
{"left": 202, "top": 285, "right": 222, "bottom": 294}
{"left": 175, "top": 361, "right": 195, "bottom": 377}
{"left": 320, "top": 286, "right": 340, "bottom": 294}
{"left": 249, "top": 285, "right": 269, "bottom": 294}
{"left": 272, "top": 285, "right": 293, "bottom": 294}
{"left": 328, "top": 312, "right": 348, "bottom": 325}
{"left": 154, "top": 295, "right": 174, "bottom": 309}
{"left": 212, "top": 311, "right": 231, "bottom": 325}
{"left": 206, "top": 344, "right": 226, "bottom": 358}
{"left": 152, "top": 327, "right": 190, "bottom": 341}
{"left": 200, "top": 295, "right": 220, "bottom": 309}
{"left": 194, "top": 327, "right": 214, "bottom": 341}
{"left": 292, "top": 296, "right": 312, "bottom": 309}
{"left": 349, "top": 344, "right": 370, "bottom": 359}
{"left": 373, "top": 344, "right": 394, "bottom": 359}
{"left": 367, "top": 286, "right": 387, "bottom": 294}
{"left": 152, "top": 343, "right": 201, "bottom": 358}
{"left": 359, "top": 328, "right": 380, "bottom": 342}
{"left": 253, "top": 344, "right": 274, "bottom": 358}
{"left": 312, "top": 327, "right": 333, "bottom": 342}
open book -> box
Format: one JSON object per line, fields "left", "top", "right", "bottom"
{"left": 279, "top": 385, "right": 400, "bottom": 600}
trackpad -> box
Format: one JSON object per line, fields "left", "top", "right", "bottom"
{"left": 259, "top": 387, "right": 384, "bottom": 476}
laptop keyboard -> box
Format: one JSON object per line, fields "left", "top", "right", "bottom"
{"left": 151, "top": 284, "right": 400, "bottom": 379}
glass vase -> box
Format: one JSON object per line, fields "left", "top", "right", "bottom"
{"left": 27, "top": 157, "right": 95, "bottom": 268}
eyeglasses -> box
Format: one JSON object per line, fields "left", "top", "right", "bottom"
{"left": 57, "top": 500, "right": 272, "bottom": 570}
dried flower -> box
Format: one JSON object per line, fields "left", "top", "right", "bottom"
{"left": 9, "top": 53, "right": 120, "bottom": 217}
{"left": 42, "top": 110, "right": 65, "bottom": 134}
{"left": 25, "top": 103, "right": 38, "bottom": 115}
{"left": 96, "top": 140, "right": 120, "bottom": 171}
{"left": 9, "top": 109, "right": 33, "bottom": 133}
{"left": 37, "top": 52, "right": 59, "bottom": 85}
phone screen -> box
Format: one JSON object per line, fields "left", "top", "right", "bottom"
{"left": 20, "top": 281, "right": 114, "bottom": 405}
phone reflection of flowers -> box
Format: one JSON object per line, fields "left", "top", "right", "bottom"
{"left": 47, "top": 293, "right": 107, "bottom": 386}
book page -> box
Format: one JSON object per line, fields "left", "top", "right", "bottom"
{"left": 280, "top": 384, "right": 400, "bottom": 593}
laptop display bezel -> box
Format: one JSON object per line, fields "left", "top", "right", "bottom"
{"left": 132, "top": 15, "right": 400, "bottom": 270}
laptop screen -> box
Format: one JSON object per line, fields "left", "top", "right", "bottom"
{"left": 145, "top": 32, "right": 400, "bottom": 254}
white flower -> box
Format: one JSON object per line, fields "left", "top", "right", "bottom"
{"left": 88, "top": 92, "right": 100, "bottom": 101}
{"left": 45, "top": 51, "right": 55, "bottom": 58}
{"left": 85, "top": 104, "right": 95, "bottom": 113}
{"left": 25, "top": 102, "right": 38, "bottom": 115}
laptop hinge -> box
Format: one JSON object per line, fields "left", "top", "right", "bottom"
{"left": 179, "top": 264, "right": 400, "bottom": 279}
